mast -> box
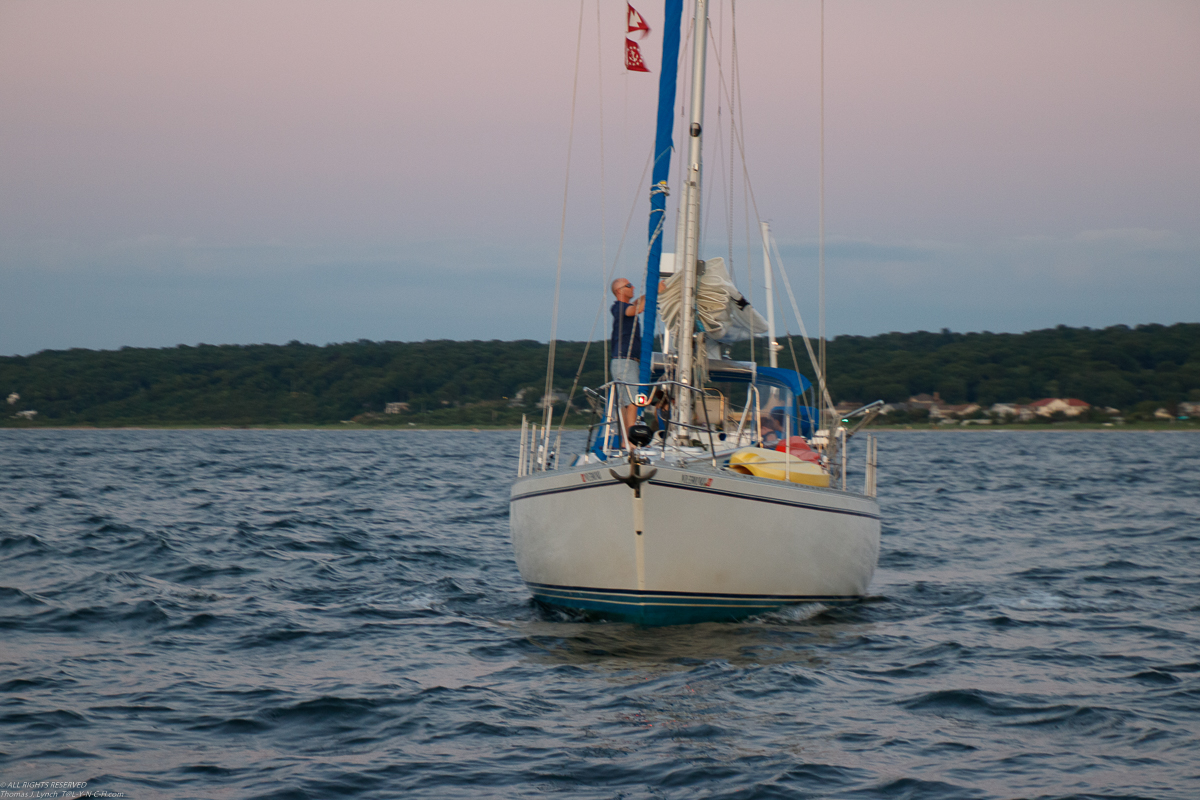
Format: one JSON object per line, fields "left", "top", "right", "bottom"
{"left": 638, "top": 0, "right": 685, "bottom": 386}
{"left": 761, "top": 221, "right": 777, "bottom": 368}
{"left": 676, "top": 0, "right": 708, "bottom": 430}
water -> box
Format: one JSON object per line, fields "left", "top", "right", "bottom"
{"left": 1, "top": 429, "right": 1198, "bottom": 799}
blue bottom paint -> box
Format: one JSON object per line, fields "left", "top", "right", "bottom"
{"left": 528, "top": 583, "right": 860, "bottom": 626}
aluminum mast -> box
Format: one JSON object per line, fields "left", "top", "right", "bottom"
{"left": 675, "top": 0, "right": 708, "bottom": 431}
{"left": 761, "top": 221, "right": 778, "bottom": 368}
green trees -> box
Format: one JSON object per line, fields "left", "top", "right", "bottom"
{"left": 740, "top": 323, "right": 1199, "bottom": 411}
{"left": 0, "top": 339, "right": 606, "bottom": 426}
{"left": 1, "top": 323, "right": 1196, "bottom": 426}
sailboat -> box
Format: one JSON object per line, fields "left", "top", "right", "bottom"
{"left": 510, "top": 0, "right": 881, "bottom": 625}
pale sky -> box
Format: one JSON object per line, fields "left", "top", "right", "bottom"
{"left": 2, "top": 0, "right": 1197, "bottom": 355}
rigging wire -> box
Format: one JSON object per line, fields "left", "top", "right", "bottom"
{"left": 819, "top": 0, "right": 827, "bottom": 435}
{"left": 556, "top": 0, "right": 650, "bottom": 438}
{"left": 766, "top": 250, "right": 810, "bottom": 407}
{"left": 710, "top": 18, "right": 831, "bottom": 416}
{"left": 668, "top": 16, "right": 694, "bottom": 354}
{"left": 595, "top": 0, "right": 609, "bottom": 386}
{"left": 709, "top": 15, "right": 768, "bottom": 365}
{"left": 730, "top": 0, "right": 754, "bottom": 367}
{"left": 771, "top": 235, "right": 836, "bottom": 417}
{"left": 669, "top": 26, "right": 690, "bottom": 297}
{"left": 560, "top": 9, "right": 694, "bottom": 433}
{"left": 726, "top": 2, "right": 736, "bottom": 285}
{"left": 540, "top": 0, "right": 587, "bottom": 466}
{"left": 555, "top": 146, "right": 656, "bottom": 438}
{"left": 538, "top": 2, "right": 833, "bottom": 459}
{"left": 701, "top": 24, "right": 727, "bottom": 257}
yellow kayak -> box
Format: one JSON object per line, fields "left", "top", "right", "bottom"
{"left": 727, "top": 447, "right": 830, "bottom": 487}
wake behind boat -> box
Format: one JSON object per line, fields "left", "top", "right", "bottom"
{"left": 511, "top": 0, "right": 882, "bottom": 625}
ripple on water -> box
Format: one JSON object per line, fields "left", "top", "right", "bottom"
{"left": 0, "top": 429, "right": 1197, "bottom": 799}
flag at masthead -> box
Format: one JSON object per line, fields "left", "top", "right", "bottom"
{"left": 624, "top": 3, "right": 652, "bottom": 72}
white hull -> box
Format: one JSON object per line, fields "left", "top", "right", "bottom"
{"left": 510, "top": 460, "right": 879, "bottom": 624}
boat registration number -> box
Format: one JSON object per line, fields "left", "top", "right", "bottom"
{"left": 681, "top": 475, "right": 714, "bottom": 488}
{"left": 580, "top": 471, "right": 606, "bottom": 483}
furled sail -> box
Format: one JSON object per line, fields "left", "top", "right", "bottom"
{"left": 657, "top": 257, "right": 769, "bottom": 343}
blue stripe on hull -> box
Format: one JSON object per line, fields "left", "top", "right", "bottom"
{"left": 528, "top": 583, "right": 860, "bottom": 626}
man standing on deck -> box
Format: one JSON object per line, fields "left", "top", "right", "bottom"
{"left": 611, "top": 278, "right": 646, "bottom": 436}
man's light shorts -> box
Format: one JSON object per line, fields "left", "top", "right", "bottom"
{"left": 610, "top": 358, "right": 640, "bottom": 407}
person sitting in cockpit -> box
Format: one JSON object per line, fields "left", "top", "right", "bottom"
{"left": 759, "top": 407, "right": 789, "bottom": 448}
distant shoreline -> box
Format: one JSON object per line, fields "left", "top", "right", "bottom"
{"left": 4, "top": 324, "right": 1197, "bottom": 433}
{"left": 2, "top": 422, "right": 1197, "bottom": 433}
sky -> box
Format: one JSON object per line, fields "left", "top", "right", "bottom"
{"left": 1, "top": 0, "right": 1197, "bottom": 356}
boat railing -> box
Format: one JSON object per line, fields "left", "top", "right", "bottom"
{"left": 824, "top": 400, "right": 885, "bottom": 488}
{"left": 521, "top": 379, "right": 827, "bottom": 475}
{"left": 733, "top": 384, "right": 762, "bottom": 448}
{"left": 863, "top": 433, "right": 878, "bottom": 497}
{"left": 517, "top": 414, "right": 565, "bottom": 476}
{"left": 583, "top": 379, "right": 765, "bottom": 466}
{"left": 521, "top": 382, "right": 882, "bottom": 493}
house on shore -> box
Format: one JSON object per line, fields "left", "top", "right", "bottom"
{"left": 1027, "top": 398, "right": 1091, "bottom": 418}
{"left": 902, "top": 393, "right": 980, "bottom": 421}
{"left": 935, "top": 403, "right": 981, "bottom": 420}
{"left": 990, "top": 402, "right": 1025, "bottom": 420}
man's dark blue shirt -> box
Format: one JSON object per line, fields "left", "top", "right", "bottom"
{"left": 611, "top": 301, "right": 642, "bottom": 361}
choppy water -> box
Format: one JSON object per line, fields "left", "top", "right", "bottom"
{"left": 1, "top": 429, "right": 1198, "bottom": 799}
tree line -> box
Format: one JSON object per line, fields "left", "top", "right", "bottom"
{"left": 1, "top": 323, "right": 1197, "bottom": 426}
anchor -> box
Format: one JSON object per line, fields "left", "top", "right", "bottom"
{"left": 609, "top": 454, "right": 657, "bottom": 498}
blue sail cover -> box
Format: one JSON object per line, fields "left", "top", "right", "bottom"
{"left": 638, "top": 0, "right": 684, "bottom": 386}
{"left": 685, "top": 361, "right": 819, "bottom": 439}
{"left": 756, "top": 366, "right": 818, "bottom": 438}
{"left": 754, "top": 365, "right": 812, "bottom": 396}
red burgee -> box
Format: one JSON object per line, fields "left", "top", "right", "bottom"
{"left": 627, "top": 3, "right": 650, "bottom": 38}
{"left": 624, "top": 38, "right": 650, "bottom": 72}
